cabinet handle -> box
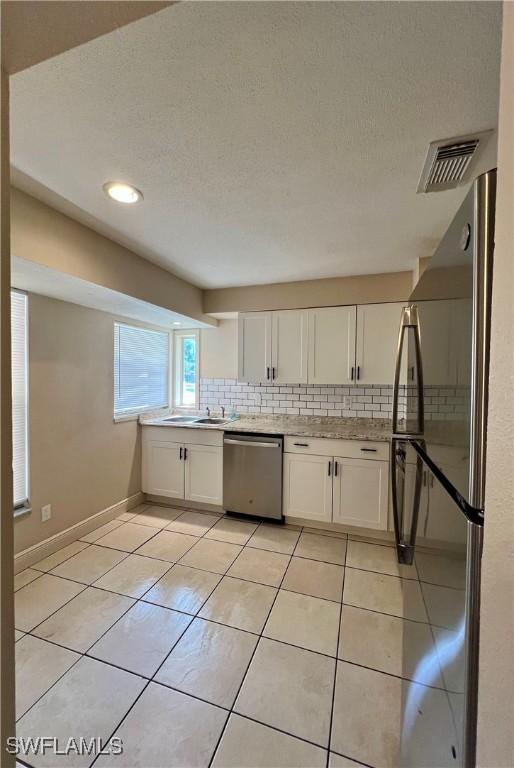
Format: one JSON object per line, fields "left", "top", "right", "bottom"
{"left": 360, "top": 447, "right": 377, "bottom": 453}
{"left": 294, "top": 442, "right": 309, "bottom": 447}
{"left": 267, "top": 367, "right": 270, "bottom": 380}
{"left": 179, "top": 447, "right": 183, "bottom": 460}
{"left": 328, "top": 460, "right": 332, "bottom": 477}
{"left": 351, "top": 366, "right": 355, "bottom": 381}
{"left": 184, "top": 447, "right": 188, "bottom": 461}
{"left": 357, "top": 366, "right": 360, "bottom": 380}
{"left": 334, "top": 460, "right": 338, "bottom": 477}
{"left": 272, "top": 367, "right": 276, "bottom": 380}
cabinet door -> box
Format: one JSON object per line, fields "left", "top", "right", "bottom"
{"left": 423, "top": 465, "right": 468, "bottom": 546}
{"left": 143, "top": 440, "right": 184, "bottom": 499}
{"left": 333, "top": 457, "right": 388, "bottom": 530}
{"left": 238, "top": 312, "right": 272, "bottom": 384}
{"left": 283, "top": 452, "right": 333, "bottom": 522}
{"left": 398, "top": 462, "right": 429, "bottom": 537}
{"left": 356, "top": 302, "right": 405, "bottom": 385}
{"left": 452, "top": 298, "right": 472, "bottom": 386}
{"left": 184, "top": 444, "right": 223, "bottom": 506}
{"left": 416, "top": 300, "right": 455, "bottom": 386}
{"left": 308, "top": 306, "right": 356, "bottom": 385}
{"left": 271, "top": 310, "right": 308, "bottom": 384}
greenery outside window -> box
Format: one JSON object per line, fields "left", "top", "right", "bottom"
{"left": 174, "top": 330, "right": 199, "bottom": 409}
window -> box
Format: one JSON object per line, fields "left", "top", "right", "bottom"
{"left": 11, "top": 291, "right": 29, "bottom": 509}
{"left": 114, "top": 323, "right": 170, "bottom": 416}
{"left": 174, "top": 330, "right": 199, "bottom": 408}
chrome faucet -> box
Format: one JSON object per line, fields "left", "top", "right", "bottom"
{"left": 221, "top": 406, "right": 225, "bottom": 419}
{"left": 206, "top": 407, "right": 211, "bottom": 417}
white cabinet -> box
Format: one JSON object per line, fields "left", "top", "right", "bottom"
{"left": 142, "top": 427, "right": 223, "bottom": 505}
{"left": 283, "top": 452, "right": 333, "bottom": 522}
{"left": 185, "top": 444, "right": 223, "bottom": 506}
{"left": 421, "top": 464, "right": 468, "bottom": 546}
{"left": 238, "top": 302, "right": 407, "bottom": 386}
{"left": 308, "top": 306, "right": 356, "bottom": 385}
{"left": 143, "top": 440, "right": 184, "bottom": 498}
{"left": 355, "top": 303, "right": 404, "bottom": 385}
{"left": 283, "top": 439, "right": 390, "bottom": 530}
{"left": 238, "top": 309, "right": 308, "bottom": 384}
{"left": 333, "top": 457, "right": 388, "bottom": 530}
{"left": 238, "top": 312, "right": 272, "bottom": 384}
{"left": 416, "top": 300, "right": 454, "bottom": 386}
{"left": 271, "top": 310, "right": 308, "bottom": 384}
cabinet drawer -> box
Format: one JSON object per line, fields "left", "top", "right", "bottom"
{"left": 142, "top": 426, "right": 223, "bottom": 447}
{"left": 284, "top": 436, "right": 389, "bottom": 461}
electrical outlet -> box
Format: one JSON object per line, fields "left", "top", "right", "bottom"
{"left": 343, "top": 395, "right": 352, "bottom": 409}
{"left": 41, "top": 504, "right": 52, "bottom": 522}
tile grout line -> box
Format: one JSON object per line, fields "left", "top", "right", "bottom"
{"left": 82, "top": 515, "right": 266, "bottom": 767}
{"left": 207, "top": 525, "right": 304, "bottom": 766}
{"left": 326, "top": 536, "right": 347, "bottom": 766}
{"left": 86, "top": 528, "right": 256, "bottom": 767}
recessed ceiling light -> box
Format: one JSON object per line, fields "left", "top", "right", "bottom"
{"left": 173, "top": 321, "right": 182, "bottom": 326}
{"left": 103, "top": 181, "right": 143, "bottom": 204}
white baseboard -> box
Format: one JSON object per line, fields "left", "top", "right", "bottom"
{"left": 14, "top": 492, "right": 145, "bottom": 573}
{"left": 285, "top": 515, "right": 395, "bottom": 543}
{"left": 144, "top": 494, "right": 224, "bottom": 515}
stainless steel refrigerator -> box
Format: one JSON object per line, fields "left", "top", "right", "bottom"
{"left": 390, "top": 169, "right": 496, "bottom": 768}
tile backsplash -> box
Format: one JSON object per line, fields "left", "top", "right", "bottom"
{"left": 200, "top": 379, "right": 469, "bottom": 421}
{"left": 200, "top": 379, "right": 397, "bottom": 419}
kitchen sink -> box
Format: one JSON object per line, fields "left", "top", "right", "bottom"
{"left": 194, "top": 417, "right": 229, "bottom": 425}
{"left": 162, "top": 415, "right": 197, "bottom": 423}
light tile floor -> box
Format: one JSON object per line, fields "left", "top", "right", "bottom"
{"left": 14, "top": 504, "right": 445, "bottom": 768}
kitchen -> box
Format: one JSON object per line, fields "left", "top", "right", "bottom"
{"left": 1, "top": 3, "right": 512, "bottom": 768}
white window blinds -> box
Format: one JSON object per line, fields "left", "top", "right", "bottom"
{"left": 114, "top": 323, "right": 169, "bottom": 415}
{"left": 11, "top": 291, "right": 29, "bottom": 508}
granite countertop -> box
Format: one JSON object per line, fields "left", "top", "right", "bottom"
{"left": 140, "top": 412, "right": 393, "bottom": 442}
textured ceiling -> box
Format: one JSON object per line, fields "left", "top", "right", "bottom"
{"left": 10, "top": 2, "right": 501, "bottom": 289}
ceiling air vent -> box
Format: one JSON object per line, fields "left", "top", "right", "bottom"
{"left": 417, "top": 130, "right": 492, "bottom": 193}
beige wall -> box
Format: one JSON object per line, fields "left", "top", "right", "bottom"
{"left": 2, "top": 2, "right": 171, "bottom": 75}
{"left": 203, "top": 270, "right": 411, "bottom": 314}
{"left": 200, "top": 319, "right": 237, "bottom": 380}
{"left": 11, "top": 187, "right": 215, "bottom": 327}
{"left": 14, "top": 294, "right": 142, "bottom": 554}
{"left": 477, "top": 3, "right": 514, "bottom": 766}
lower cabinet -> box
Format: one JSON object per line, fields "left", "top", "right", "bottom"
{"left": 283, "top": 453, "right": 333, "bottom": 523}
{"left": 283, "top": 443, "right": 389, "bottom": 530}
{"left": 332, "top": 457, "right": 388, "bottom": 530}
{"left": 144, "top": 441, "right": 185, "bottom": 499}
{"left": 143, "top": 436, "right": 223, "bottom": 506}
{"left": 184, "top": 444, "right": 223, "bottom": 506}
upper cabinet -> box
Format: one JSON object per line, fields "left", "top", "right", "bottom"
{"left": 355, "top": 302, "right": 405, "bottom": 385}
{"left": 237, "top": 312, "right": 272, "bottom": 384}
{"left": 237, "top": 302, "right": 405, "bottom": 386}
{"left": 308, "top": 306, "right": 356, "bottom": 385}
{"left": 238, "top": 309, "right": 308, "bottom": 384}
{"left": 416, "top": 300, "right": 453, "bottom": 386}
{"left": 271, "top": 310, "right": 308, "bottom": 384}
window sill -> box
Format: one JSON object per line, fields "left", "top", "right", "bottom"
{"left": 114, "top": 406, "right": 170, "bottom": 424}
{"left": 14, "top": 505, "right": 31, "bottom": 520}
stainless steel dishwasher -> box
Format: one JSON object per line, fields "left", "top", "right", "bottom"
{"left": 223, "top": 433, "right": 283, "bottom": 521}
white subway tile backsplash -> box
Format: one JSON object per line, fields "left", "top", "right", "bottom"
{"left": 199, "top": 380, "right": 467, "bottom": 421}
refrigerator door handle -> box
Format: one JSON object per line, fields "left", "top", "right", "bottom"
{"left": 390, "top": 438, "right": 423, "bottom": 565}
{"left": 392, "top": 305, "right": 424, "bottom": 435}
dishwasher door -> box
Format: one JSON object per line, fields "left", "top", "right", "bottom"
{"left": 223, "top": 433, "right": 283, "bottom": 520}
